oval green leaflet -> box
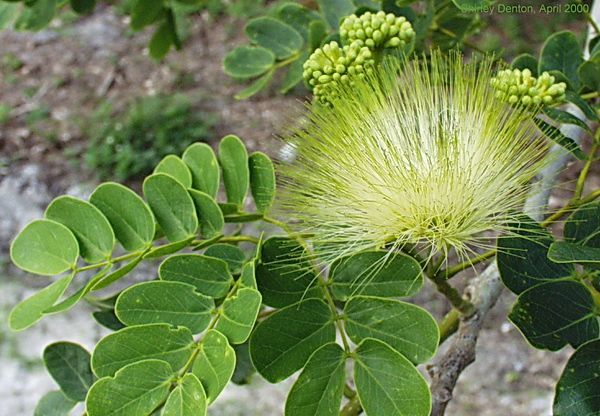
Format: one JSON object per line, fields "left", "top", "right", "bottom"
{"left": 45, "top": 195, "right": 115, "bottom": 263}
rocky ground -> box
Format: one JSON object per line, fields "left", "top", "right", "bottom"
{"left": 0, "top": 5, "right": 591, "bottom": 416}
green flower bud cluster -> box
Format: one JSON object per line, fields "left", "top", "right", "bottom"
{"left": 303, "top": 41, "right": 374, "bottom": 105}
{"left": 491, "top": 68, "right": 567, "bottom": 107}
{"left": 340, "top": 11, "right": 415, "bottom": 49}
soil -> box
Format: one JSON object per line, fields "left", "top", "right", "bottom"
{"left": 0, "top": 5, "right": 597, "bottom": 416}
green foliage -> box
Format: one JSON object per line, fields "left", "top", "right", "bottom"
{"left": 285, "top": 343, "right": 346, "bottom": 416}
{"left": 218, "top": 135, "right": 250, "bottom": 208}
{"left": 354, "top": 338, "right": 431, "bottom": 416}
{"left": 10, "top": 220, "right": 79, "bottom": 276}
{"left": 539, "top": 31, "right": 584, "bottom": 90}
{"left": 255, "top": 236, "right": 321, "bottom": 307}
{"left": 344, "top": 296, "right": 439, "bottom": 364}
{"left": 143, "top": 173, "right": 198, "bottom": 242}
{"left": 84, "top": 95, "right": 216, "bottom": 181}
{"left": 43, "top": 342, "right": 95, "bottom": 402}
{"left": 330, "top": 250, "right": 423, "bottom": 300}
{"left": 512, "top": 280, "right": 598, "bottom": 350}
{"left": 9, "top": 274, "right": 74, "bottom": 331}
{"left": 191, "top": 329, "right": 236, "bottom": 403}
{"left": 45, "top": 196, "right": 115, "bottom": 263}
{"left": 92, "top": 324, "right": 195, "bottom": 377}
{"left": 159, "top": 254, "right": 233, "bottom": 297}
{"left": 90, "top": 183, "right": 155, "bottom": 252}
{"left": 5, "top": 4, "right": 600, "bottom": 414}
{"left": 499, "top": 213, "right": 600, "bottom": 351}
{"left": 115, "top": 281, "right": 214, "bottom": 333}
{"left": 497, "top": 219, "right": 574, "bottom": 294}
{"left": 554, "top": 339, "right": 600, "bottom": 415}
{"left": 34, "top": 391, "right": 76, "bottom": 416}
{"left": 86, "top": 359, "right": 174, "bottom": 416}
{"left": 162, "top": 373, "right": 207, "bottom": 416}
{"left": 214, "top": 287, "right": 262, "bottom": 344}
{"left": 250, "top": 298, "right": 336, "bottom": 383}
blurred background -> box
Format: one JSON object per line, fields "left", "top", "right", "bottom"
{"left": 0, "top": 0, "right": 594, "bottom": 414}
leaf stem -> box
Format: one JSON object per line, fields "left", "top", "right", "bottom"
{"left": 581, "top": 91, "right": 599, "bottom": 100}
{"left": 543, "top": 188, "right": 600, "bottom": 225}
{"left": 438, "top": 250, "right": 496, "bottom": 281}
{"left": 222, "top": 235, "right": 261, "bottom": 244}
{"left": 274, "top": 52, "right": 302, "bottom": 69}
{"left": 574, "top": 141, "right": 599, "bottom": 200}
{"left": 578, "top": 0, "right": 600, "bottom": 34}
{"left": 74, "top": 250, "right": 143, "bottom": 272}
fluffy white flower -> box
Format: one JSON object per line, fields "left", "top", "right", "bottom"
{"left": 278, "top": 53, "right": 550, "bottom": 261}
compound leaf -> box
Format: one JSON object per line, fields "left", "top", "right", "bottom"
{"left": 255, "top": 237, "right": 321, "bottom": 308}
{"left": 154, "top": 155, "right": 192, "bottom": 188}
{"left": 188, "top": 189, "right": 224, "bottom": 239}
{"left": 182, "top": 143, "right": 220, "bottom": 198}
{"left": 554, "top": 339, "right": 600, "bottom": 416}
{"left": 162, "top": 373, "right": 207, "bottom": 416}
{"left": 9, "top": 273, "right": 74, "bottom": 331}
{"left": 509, "top": 281, "right": 598, "bottom": 351}
{"left": 34, "top": 391, "right": 76, "bottom": 416}
{"left": 245, "top": 17, "right": 304, "bottom": 60}
{"left": 43, "top": 342, "right": 94, "bottom": 402}
{"left": 219, "top": 135, "right": 249, "bottom": 208}
{"left": 249, "top": 151, "right": 276, "bottom": 213}
{"left": 223, "top": 45, "right": 275, "bottom": 79}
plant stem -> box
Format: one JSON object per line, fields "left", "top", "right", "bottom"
{"left": 430, "top": 274, "right": 474, "bottom": 315}
{"left": 438, "top": 250, "right": 496, "bottom": 280}
{"left": 438, "top": 309, "right": 460, "bottom": 344}
{"left": 344, "top": 383, "right": 357, "bottom": 398}
{"left": 275, "top": 52, "right": 302, "bottom": 69}
{"left": 581, "top": 91, "right": 599, "bottom": 100}
{"left": 427, "top": 253, "right": 474, "bottom": 314}
{"left": 221, "top": 235, "right": 261, "bottom": 244}
{"left": 574, "top": 142, "right": 598, "bottom": 200}
{"left": 74, "top": 250, "right": 144, "bottom": 272}
{"left": 543, "top": 188, "right": 600, "bottom": 224}
{"left": 579, "top": 0, "right": 600, "bottom": 34}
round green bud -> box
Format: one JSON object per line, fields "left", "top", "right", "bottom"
{"left": 340, "top": 11, "right": 415, "bottom": 50}
{"left": 303, "top": 40, "right": 375, "bottom": 106}
{"left": 491, "top": 68, "right": 568, "bottom": 108}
